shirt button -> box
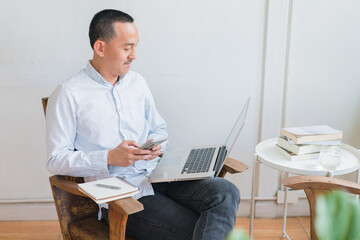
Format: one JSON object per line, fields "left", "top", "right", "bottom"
{"left": 118, "top": 108, "right": 122, "bottom": 112}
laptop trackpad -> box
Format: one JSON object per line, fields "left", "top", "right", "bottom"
{"left": 159, "top": 148, "right": 186, "bottom": 167}
{"left": 159, "top": 156, "right": 182, "bottom": 167}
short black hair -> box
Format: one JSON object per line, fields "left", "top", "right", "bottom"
{"left": 89, "top": 9, "right": 134, "bottom": 49}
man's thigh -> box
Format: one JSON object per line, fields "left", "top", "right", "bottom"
{"left": 125, "top": 191, "right": 198, "bottom": 240}
{"left": 153, "top": 177, "right": 240, "bottom": 214}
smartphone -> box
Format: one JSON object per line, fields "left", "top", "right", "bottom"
{"left": 140, "top": 137, "right": 168, "bottom": 150}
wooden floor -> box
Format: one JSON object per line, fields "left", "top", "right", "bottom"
{"left": 234, "top": 217, "right": 310, "bottom": 240}
{"left": 0, "top": 217, "right": 310, "bottom": 240}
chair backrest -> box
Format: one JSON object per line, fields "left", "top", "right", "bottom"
{"left": 282, "top": 176, "right": 360, "bottom": 240}
{"left": 42, "top": 97, "right": 48, "bottom": 117}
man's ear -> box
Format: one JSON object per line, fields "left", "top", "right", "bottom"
{"left": 93, "top": 39, "right": 105, "bottom": 57}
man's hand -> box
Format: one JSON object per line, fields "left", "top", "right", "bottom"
{"left": 108, "top": 140, "right": 154, "bottom": 167}
{"left": 147, "top": 139, "right": 162, "bottom": 159}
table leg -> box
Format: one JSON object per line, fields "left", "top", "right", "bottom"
{"left": 280, "top": 171, "right": 285, "bottom": 191}
{"left": 281, "top": 172, "right": 290, "bottom": 240}
{"left": 356, "top": 169, "right": 360, "bottom": 202}
{"left": 249, "top": 154, "right": 259, "bottom": 240}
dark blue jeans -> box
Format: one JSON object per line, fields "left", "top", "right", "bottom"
{"left": 102, "top": 177, "right": 240, "bottom": 240}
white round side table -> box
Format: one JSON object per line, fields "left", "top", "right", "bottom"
{"left": 249, "top": 138, "right": 360, "bottom": 240}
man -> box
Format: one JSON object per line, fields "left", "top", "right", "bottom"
{"left": 46, "top": 9, "right": 240, "bottom": 240}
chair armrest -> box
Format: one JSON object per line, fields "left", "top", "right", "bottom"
{"left": 50, "top": 175, "right": 143, "bottom": 214}
{"left": 282, "top": 175, "right": 360, "bottom": 195}
{"left": 218, "top": 158, "right": 249, "bottom": 178}
{"left": 109, "top": 197, "right": 144, "bottom": 215}
{"left": 222, "top": 157, "right": 249, "bottom": 174}
{"left": 49, "top": 175, "right": 88, "bottom": 197}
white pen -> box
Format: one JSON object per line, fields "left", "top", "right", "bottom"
{"left": 95, "top": 183, "right": 121, "bottom": 190}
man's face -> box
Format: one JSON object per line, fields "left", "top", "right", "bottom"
{"left": 103, "top": 22, "right": 139, "bottom": 76}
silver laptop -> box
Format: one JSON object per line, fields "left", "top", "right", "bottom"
{"left": 150, "top": 97, "right": 250, "bottom": 183}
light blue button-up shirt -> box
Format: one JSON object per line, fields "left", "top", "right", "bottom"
{"left": 46, "top": 61, "right": 168, "bottom": 203}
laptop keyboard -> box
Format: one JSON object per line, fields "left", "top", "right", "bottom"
{"left": 181, "top": 148, "right": 216, "bottom": 174}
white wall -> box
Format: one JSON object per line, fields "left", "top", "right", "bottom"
{"left": 285, "top": 0, "right": 360, "bottom": 146}
{"left": 0, "top": 0, "right": 359, "bottom": 220}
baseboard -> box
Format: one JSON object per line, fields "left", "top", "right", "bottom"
{"left": 237, "top": 198, "right": 310, "bottom": 218}
{"left": 0, "top": 198, "right": 309, "bottom": 221}
{"left": 0, "top": 203, "right": 58, "bottom": 221}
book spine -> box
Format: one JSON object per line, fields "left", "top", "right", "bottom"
{"left": 277, "top": 137, "right": 300, "bottom": 154}
{"left": 275, "top": 145, "right": 319, "bottom": 161}
{"left": 278, "top": 137, "right": 322, "bottom": 155}
{"left": 295, "top": 133, "right": 342, "bottom": 144}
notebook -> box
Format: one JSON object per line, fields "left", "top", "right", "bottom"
{"left": 78, "top": 177, "right": 139, "bottom": 204}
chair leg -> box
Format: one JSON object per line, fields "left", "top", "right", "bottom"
{"left": 109, "top": 202, "right": 129, "bottom": 240}
{"left": 304, "top": 189, "right": 329, "bottom": 240}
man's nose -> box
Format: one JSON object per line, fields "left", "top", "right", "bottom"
{"left": 129, "top": 48, "right": 136, "bottom": 60}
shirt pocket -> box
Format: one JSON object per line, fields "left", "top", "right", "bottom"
{"left": 126, "top": 103, "right": 148, "bottom": 134}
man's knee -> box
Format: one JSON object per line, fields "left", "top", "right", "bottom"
{"left": 207, "top": 178, "right": 240, "bottom": 206}
{"left": 220, "top": 178, "right": 240, "bottom": 204}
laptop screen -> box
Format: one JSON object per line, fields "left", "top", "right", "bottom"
{"left": 224, "top": 97, "right": 250, "bottom": 153}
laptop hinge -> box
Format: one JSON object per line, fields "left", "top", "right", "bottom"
{"left": 213, "top": 146, "right": 227, "bottom": 177}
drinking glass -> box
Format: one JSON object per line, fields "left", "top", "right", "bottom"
{"left": 319, "top": 145, "right": 341, "bottom": 170}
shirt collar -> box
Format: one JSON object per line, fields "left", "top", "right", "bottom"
{"left": 84, "top": 60, "right": 125, "bottom": 87}
{"left": 84, "top": 61, "right": 109, "bottom": 86}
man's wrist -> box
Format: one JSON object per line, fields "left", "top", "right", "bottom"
{"left": 107, "top": 149, "right": 114, "bottom": 165}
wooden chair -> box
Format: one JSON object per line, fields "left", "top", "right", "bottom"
{"left": 282, "top": 175, "right": 360, "bottom": 240}
{"left": 42, "top": 97, "right": 249, "bottom": 240}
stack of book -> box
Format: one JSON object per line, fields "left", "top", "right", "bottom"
{"left": 276, "top": 125, "right": 342, "bottom": 161}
